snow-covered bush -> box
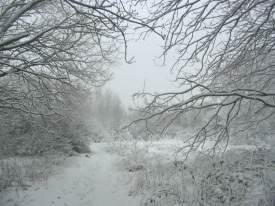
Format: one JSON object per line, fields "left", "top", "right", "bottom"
{"left": 121, "top": 142, "right": 149, "bottom": 172}
{"left": 0, "top": 159, "right": 25, "bottom": 191}
{"left": 186, "top": 149, "right": 275, "bottom": 206}
{"left": 0, "top": 113, "right": 92, "bottom": 157}
{"left": 124, "top": 144, "right": 275, "bottom": 206}
{"left": 0, "top": 156, "right": 64, "bottom": 192}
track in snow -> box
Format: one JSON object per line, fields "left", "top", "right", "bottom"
{"left": 0, "top": 143, "right": 141, "bottom": 206}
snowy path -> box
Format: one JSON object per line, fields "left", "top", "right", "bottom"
{"left": 0, "top": 143, "right": 141, "bottom": 206}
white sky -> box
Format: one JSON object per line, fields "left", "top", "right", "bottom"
{"left": 106, "top": 36, "right": 178, "bottom": 108}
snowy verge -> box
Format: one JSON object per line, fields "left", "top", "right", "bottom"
{"left": 107, "top": 139, "right": 275, "bottom": 206}
{"left": 0, "top": 143, "right": 142, "bottom": 206}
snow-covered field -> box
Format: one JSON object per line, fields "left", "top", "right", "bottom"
{"left": 0, "top": 139, "right": 274, "bottom": 206}
{"left": 0, "top": 139, "right": 186, "bottom": 206}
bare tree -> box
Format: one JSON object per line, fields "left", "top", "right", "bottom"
{"left": 0, "top": 0, "right": 163, "bottom": 156}
{"left": 131, "top": 0, "right": 275, "bottom": 152}
{"left": 0, "top": 0, "right": 158, "bottom": 115}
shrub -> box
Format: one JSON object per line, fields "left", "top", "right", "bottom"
{"left": 124, "top": 144, "right": 275, "bottom": 206}
{"left": 0, "top": 156, "right": 64, "bottom": 192}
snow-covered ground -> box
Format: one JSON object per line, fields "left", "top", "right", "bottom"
{"left": 0, "top": 143, "right": 141, "bottom": 206}
{"left": 1, "top": 140, "right": 273, "bottom": 206}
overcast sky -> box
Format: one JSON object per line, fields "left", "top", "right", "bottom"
{"left": 106, "top": 36, "right": 178, "bottom": 108}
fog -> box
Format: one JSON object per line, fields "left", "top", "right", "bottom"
{"left": 107, "top": 36, "right": 177, "bottom": 107}
{"left": 1, "top": 1, "right": 275, "bottom": 206}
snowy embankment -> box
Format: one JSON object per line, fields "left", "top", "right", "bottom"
{"left": 108, "top": 139, "right": 275, "bottom": 206}
{"left": 0, "top": 143, "right": 141, "bottom": 206}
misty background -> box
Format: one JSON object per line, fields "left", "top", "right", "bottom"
{"left": 0, "top": 1, "right": 275, "bottom": 206}
{"left": 107, "top": 36, "right": 176, "bottom": 107}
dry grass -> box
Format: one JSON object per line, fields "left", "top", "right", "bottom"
{"left": 0, "top": 155, "right": 65, "bottom": 192}
{"left": 110, "top": 140, "right": 275, "bottom": 206}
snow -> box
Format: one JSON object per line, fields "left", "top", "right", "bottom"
{"left": 1, "top": 139, "right": 272, "bottom": 206}
{"left": 0, "top": 143, "right": 141, "bottom": 206}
